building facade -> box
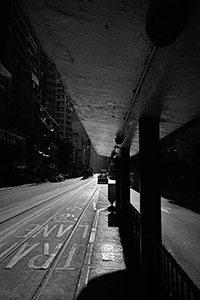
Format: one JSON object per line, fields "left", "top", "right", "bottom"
{"left": 55, "top": 76, "right": 73, "bottom": 139}
{"left": 0, "top": 0, "right": 100, "bottom": 186}
{"left": 0, "top": 0, "right": 42, "bottom": 185}
{"left": 71, "top": 112, "right": 102, "bottom": 175}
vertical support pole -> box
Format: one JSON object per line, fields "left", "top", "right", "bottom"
{"left": 115, "top": 147, "right": 130, "bottom": 222}
{"left": 139, "top": 116, "right": 161, "bottom": 300}
{"left": 121, "top": 147, "right": 132, "bottom": 272}
{"left": 121, "top": 147, "right": 130, "bottom": 241}
{"left": 115, "top": 151, "right": 121, "bottom": 219}
{"left": 121, "top": 147, "right": 130, "bottom": 205}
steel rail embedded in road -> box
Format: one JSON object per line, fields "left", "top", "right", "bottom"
{"left": 0, "top": 178, "right": 96, "bottom": 224}
{"left": 0, "top": 179, "right": 96, "bottom": 264}
{"left": 29, "top": 185, "right": 99, "bottom": 300}
{"left": 0, "top": 180, "right": 99, "bottom": 300}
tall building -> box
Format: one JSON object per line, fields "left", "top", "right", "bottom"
{"left": 39, "top": 52, "right": 58, "bottom": 180}
{"left": 70, "top": 112, "right": 87, "bottom": 173}
{"left": 0, "top": 0, "right": 100, "bottom": 185}
{"left": 55, "top": 76, "right": 73, "bottom": 139}
{"left": 0, "top": 0, "right": 42, "bottom": 185}
{"left": 0, "top": 64, "right": 12, "bottom": 130}
{"left": 71, "top": 111, "right": 101, "bottom": 175}
{"left": 0, "top": 63, "right": 26, "bottom": 186}
{"left": 54, "top": 76, "right": 75, "bottom": 174}
{"left": 0, "top": 0, "right": 41, "bottom": 136}
{"left": 1, "top": 0, "right": 41, "bottom": 78}
{"left": 40, "top": 52, "right": 56, "bottom": 118}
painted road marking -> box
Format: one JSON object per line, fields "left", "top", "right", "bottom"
{"left": 161, "top": 207, "right": 171, "bottom": 214}
{"left": 28, "top": 243, "right": 63, "bottom": 270}
{"left": 14, "top": 224, "right": 40, "bottom": 238}
{"left": 89, "top": 228, "right": 96, "bottom": 243}
{"left": 0, "top": 184, "right": 85, "bottom": 242}
{"left": 0, "top": 242, "right": 18, "bottom": 259}
{"left": 56, "top": 243, "right": 77, "bottom": 270}
{"left": 40, "top": 243, "right": 63, "bottom": 269}
{"left": 75, "top": 206, "right": 105, "bottom": 298}
{"left": 57, "top": 224, "right": 73, "bottom": 237}
{"left": 32, "top": 224, "right": 57, "bottom": 238}
{"left": 44, "top": 242, "right": 50, "bottom": 255}
{"left": 82, "top": 224, "right": 89, "bottom": 239}
{"left": 5, "top": 242, "right": 40, "bottom": 269}
{"left": 31, "top": 224, "right": 73, "bottom": 238}
{"left": 93, "top": 201, "right": 97, "bottom": 211}
{"left": 0, "top": 224, "right": 73, "bottom": 261}
{"left": 100, "top": 192, "right": 108, "bottom": 200}
{"left": 88, "top": 207, "right": 106, "bottom": 244}
{"left": 51, "top": 213, "right": 71, "bottom": 222}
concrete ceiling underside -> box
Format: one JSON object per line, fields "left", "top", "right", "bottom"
{"left": 19, "top": 0, "right": 200, "bottom": 157}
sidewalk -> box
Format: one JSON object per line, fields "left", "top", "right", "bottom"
{"left": 76, "top": 185, "right": 141, "bottom": 300}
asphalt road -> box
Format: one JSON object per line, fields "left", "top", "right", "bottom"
{"left": 130, "top": 188, "right": 200, "bottom": 290}
{"left": 162, "top": 197, "right": 200, "bottom": 290}
{"left": 0, "top": 177, "right": 94, "bottom": 225}
{"left": 0, "top": 176, "right": 99, "bottom": 300}
{"left": 0, "top": 177, "right": 85, "bottom": 208}
{"left": 1, "top": 181, "right": 199, "bottom": 296}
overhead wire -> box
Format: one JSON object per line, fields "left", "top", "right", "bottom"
{"left": 120, "top": 45, "right": 157, "bottom": 140}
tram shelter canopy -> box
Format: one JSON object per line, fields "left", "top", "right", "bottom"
{"left": 19, "top": 0, "right": 200, "bottom": 157}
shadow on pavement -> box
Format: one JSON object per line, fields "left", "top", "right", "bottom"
{"left": 76, "top": 188, "right": 141, "bottom": 300}
{"left": 76, "top": 270, "right": 134, "bottom": 300}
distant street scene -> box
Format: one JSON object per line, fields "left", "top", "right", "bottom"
{"left": 1, "top": 0, "right": 200, "bottom": 299}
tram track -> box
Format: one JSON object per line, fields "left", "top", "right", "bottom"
{"left": 28, "top": 185, "right": 99, "bottom": 300}
{"left": 0, "top": 180, "right": 99, "bottom": 300}
{"left": 0, "top": 178, "right": 96, "bottom": 225}
{"left": 0, "top": 179, "right": 97, "bottom": 263}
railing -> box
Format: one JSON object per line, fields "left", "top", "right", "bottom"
{"left": 123, "top": 199, "right": 200, "bottom": 300}
{"left": 157, "top": 241, "right": 200, "bottom": 300}
{"left": 125, "top": 201, "right": 140, "bottom": 264}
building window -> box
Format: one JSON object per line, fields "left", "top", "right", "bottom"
{"left": 0, "top": 76, "right": 9, "bottom": 93}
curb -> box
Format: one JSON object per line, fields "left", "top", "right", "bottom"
{"left": 75, "top": 201, "right": 107, "bottom": 298}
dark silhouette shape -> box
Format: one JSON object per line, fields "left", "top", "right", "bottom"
{"left": 76, "top": 270, "right": 140, "bottom": 300}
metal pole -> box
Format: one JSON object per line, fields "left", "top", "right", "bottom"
{"left": 115, "top": 150, "right": 121, "bottom": 221}
{"left": 121, "top": 147, "right": 130, "bottom": 205}
{"left": 139, "top": 116, "right": 161, "bottom": 300}
{"left": 115, "top": 147, "right": 130, "bottom": 222}
{"left": 120, "top": 147, "right": 133, "bottom": 273}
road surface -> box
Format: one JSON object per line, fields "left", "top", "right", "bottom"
{"left": 130, "top": 188, "right": 200, "bottom": 290}
{"left": 0, "top": 176, "right": 99, "bottom": 300}
{"left": 0, "top": 181, "right": 199, "bottom": 298}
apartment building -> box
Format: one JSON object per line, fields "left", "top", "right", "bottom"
{"left": 0, "top": 0, "right": 42, "bottom": 185}
{"left": 55, "top": 76, "right": 73, "bottom": 139}
{"left": 0, "top": 0, "right": 99, "bottom": 185}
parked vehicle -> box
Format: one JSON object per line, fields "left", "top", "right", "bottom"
{"left": 50, "top": 174, "right": 65, "bottom": 182}
{"left": 82, "top": 168, "right": 93, "bottom": 179}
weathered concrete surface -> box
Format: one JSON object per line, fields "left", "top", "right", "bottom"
{"left": 19, "top": 0, "right": 200, "bottom": 156}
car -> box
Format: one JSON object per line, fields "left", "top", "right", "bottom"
{"left": 97, "top": 173, "right": 108, "bottom": 184}
{"left": 50, "top": 174, "right": 65, "bottom": 182}
{"left": 56, "top": 174, "right": 65, "bottom": 181}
